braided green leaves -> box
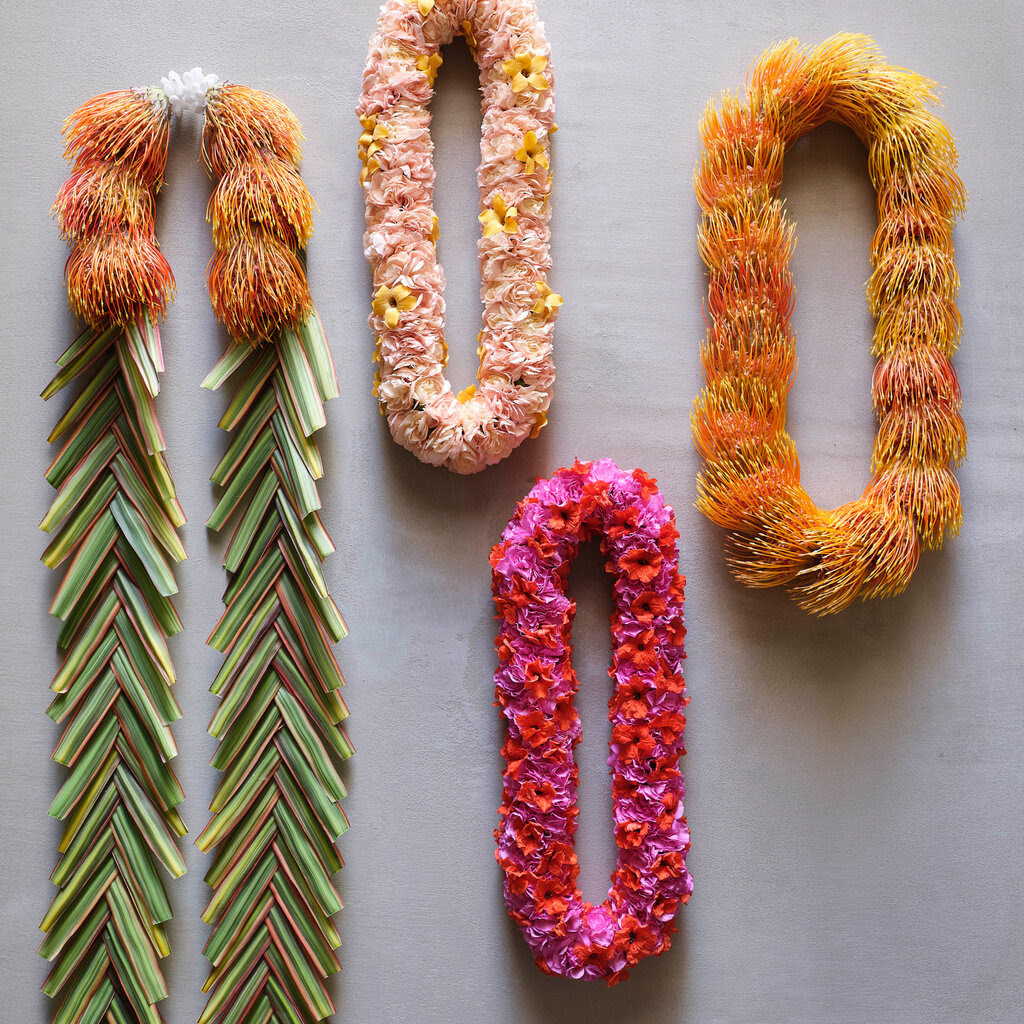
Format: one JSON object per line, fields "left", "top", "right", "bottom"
{"left": 197, "top": 311, "right": 350, "bottom": 1024}
{"left": 197, "top": 83, "right": 352, "bottom": 1024}
{"left": 40, "top": 317, "right": 187, "bottom": 1024}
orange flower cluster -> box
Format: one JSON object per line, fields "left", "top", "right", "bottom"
{"left": 692, "top": 34, "right": 967, "bottom": 615}
{"left": 203, "top": 85, "right": 315, "bottom": 344}
{"left": 54, "top": 90, "right": 174, "bottom": 326}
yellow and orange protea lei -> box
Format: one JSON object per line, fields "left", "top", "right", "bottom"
{"left": 692, "top": 34, "right": 967, "bottom": 616}
{"left": 202, "top": 84, "right": 315, "bottom": 344}
{"left": 55, "top": 88, "right": 174, "bottom": 326}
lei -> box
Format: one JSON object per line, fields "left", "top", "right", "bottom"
{"left": 41, "top": 83, "right": 187, "bottom": 1024}
{"left": 359, "top": 0, "right": 560, "bottom": 474}
{"left": 692, "top": 34, "right": 967, "bottom": 615}
{"left": 41, "top": 72, "right": 352, "bottom": 1024}
{"left": 195, "top": 81, "right": 352, "bottom": 1024}
{"left": 491, "top": 460, "right": 691, "bottom": 983}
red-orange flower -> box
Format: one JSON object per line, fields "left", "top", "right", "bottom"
{"left": 515, "top": 820, "right": 546, "bottom": 856}
{"left": 618, "top": 628, "right": 660, "bottom": 670}
{"left": 547, "top": 501, "right": 582, "bottom": 535}
{"left": 610, "top": 676, "right": 649, "bottom": 720}
{"left": 614, "top": 914, "right": 661, "bottom": 965}
{"left": 517, "top": 710, "right": 556, "bottom": 748}
{"left": 523, "top": 661, "right": 557, "bottom": 699}
{"left": 616, "top": 820, "right": 650, "bottom": 848}
{"left": 631, "top": 590, "right": 667, "bottom": 622}
{"left": 607, "top": 506, "right": 639, "bottom": 541}
{"left": 619, "top": 546, "right": 663, "bottom": 583}
{"left": 612, "top": 721, "right": 657, "bottom": 763}
{"left": 516, "top": 779, "right": 557, "bottom": 812}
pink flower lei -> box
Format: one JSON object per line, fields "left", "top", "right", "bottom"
{"left": 490, "top": 460, "right": 692, "bottom": 983}
{"left": 359, "top": 0, "right": 559, "bottom": 475}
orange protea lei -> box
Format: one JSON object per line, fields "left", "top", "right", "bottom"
{"left": 54, "top": 88, "right": 174, "bottom": 326}
{"left": 202, "top": 84, "right": 315, "bottom": 345}
{"left": 691, "top": 33, "right": 967, "bottom": 615}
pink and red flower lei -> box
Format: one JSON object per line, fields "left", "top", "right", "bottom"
{"left": 491, "top": 459, "right": 692, "bottom": 983}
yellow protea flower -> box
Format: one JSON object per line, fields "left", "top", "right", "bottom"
{"left": 373, "top": 283, "right": 417, "bottom": 329}
{"left": 533, "top": 281, "right": 562, "bottom": 319}
{"left": 457, "top": 384, "right": 478, "bottom": 404}
{"left": 416, "top": 52, "right": 443, "bottom": 85}
{"left": 502, "top": 52, "right": 550, "bottom": 93}
{"left": 515, "top": 131, "right": 548, "bottom": 175}
{"left": 479, "top": 194, "right": 519, "bottom": 237}
{"left": 408, "top": 0, "right": 434, "bottom": 16}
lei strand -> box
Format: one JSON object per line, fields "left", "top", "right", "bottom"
{"left": 194, "top": 81, "right": 353, "bottom": 1024}
{"left": 491, "top": 460, "right": 691, "bottom": 984}
{"left": 360, "top": 0, "right": 560, "bottom": 474}
{"left": 692, "top": 34, "right": 967, "bottom": 615}
{"left": 41, "top": 86, "right": 186, "bottom": 1024}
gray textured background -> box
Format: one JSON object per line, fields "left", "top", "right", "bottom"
{"left": 2, "top": 1, "right": 1022, "bottom": 1022}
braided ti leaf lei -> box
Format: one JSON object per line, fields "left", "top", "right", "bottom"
{"left": 42, "top": 86, "right": 185, "bottom": 1024}
{"left": 195, "top": 82, "right": 353, "bottom": 1024}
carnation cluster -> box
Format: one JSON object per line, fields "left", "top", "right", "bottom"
{"left": 491, "top": 459, "right": 692, "bottom": 983}
{"left": 691, "top": 34, "right": 967, "bottom": 615}
{"left": 359, "top": 0, "right": 560, "bottom": 475}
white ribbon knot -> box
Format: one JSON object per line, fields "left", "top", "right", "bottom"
{"left": 160, "top": 67, "right": 220, "bottom": 116}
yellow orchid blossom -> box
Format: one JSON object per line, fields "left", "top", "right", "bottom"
{"left": 530, "top": 410, "right": 548, "bottom": 438}
{"left": 416, "top": 52, "right": 443, "bottom": 86}
{"left": 533, "top": 281, "right": 562, "bottom": 319}
{"left": 502, "top": 52, "right": 550, "bottom": 93}
{"left": 373, "top": 283, "right": 417, "bottom": 329}
{"left": 359, "top": 157, "right": 380, "bottom": 185}
{"left": 359, "top": 115, "right": 388, "bottom": 183}
{"left": 479, "top": 193, "right": 519, "bottom": 237}
{"left": 457, "top": 384, "right": 478, "bottom": 404}
{"left": 408, "top": 0, "right": 434, "bottom": 16}
{"left": 430, "top": 214, "right": 440, "bottom": 243}
{"left": 459, "top": 20, "right": 479, "bottom": 55}
{"left": 515, "top": 131, "right": 548, "bottom": 175}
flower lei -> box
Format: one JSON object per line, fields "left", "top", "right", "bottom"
{"left": 359, "top": 0, "right": 560, "bottom": 474}
{"left": 692, "top": 33, "right": 967, "bottom": 615}
{"left": 491, "top": 460, "right": 691, "bottom": 983}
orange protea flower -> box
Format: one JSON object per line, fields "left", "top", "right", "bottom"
{"left": 53, "top": 163, "right": 155, "bottom": 240}
{"left": 202, "top": 84, "right": 316, "bottom": 343}
{"left": 207, "top": 151, "right": 315, "bottom": 249}
{"left": 65, "top": 229, "right": 174, "bottom": 326}
{"left": 202, "top": 84, "right": 303, "bottom": 179}
{"left": 63, "top": 89, "right": 170, "bottom": 185}
{"left": 207, "top": 234, "right": 312, "bottom": 345}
